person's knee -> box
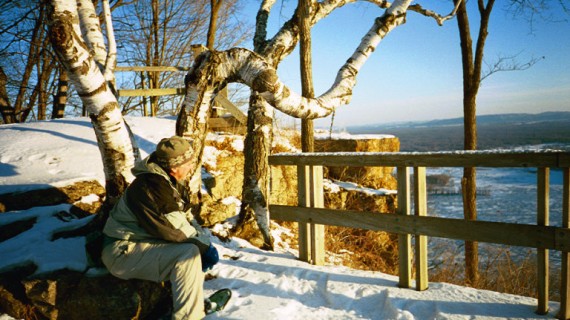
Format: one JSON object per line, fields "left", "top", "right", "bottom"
{"left": 175, "top": 243, "right": 201, "bottom": 268}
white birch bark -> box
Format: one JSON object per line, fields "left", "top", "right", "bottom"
{"left": 184, "top": 0, "right": 409, "bottom": 124}
{"left": 47, "top": 0, "right": 136, "bottom": 207}
{"left": 217, "top": 0, "right": 411, "bottom": 249}
{"left": 76, "top": 0, "right": 107, "bottom": 67}
{"left": 181, "top": 0, "right": 459, "bottom": 247}
{"left": 101, "top": 0, "right": 117, "bottom": 83}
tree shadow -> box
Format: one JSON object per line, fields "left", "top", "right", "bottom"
{"left": 0, "top": 162, "right": 17, "bottom": 178}
{"left": 7, "top": 126, "right": 98, "bottom": 147}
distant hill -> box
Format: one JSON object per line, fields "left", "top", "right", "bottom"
{"left": 347, "top": 112, "right": 570, "bottom": 151}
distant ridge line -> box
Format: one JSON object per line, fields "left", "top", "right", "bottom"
{"left": 345, "top": 111, "right": 570, "bottom": 152}
{"left": 348, "top": 111, "right": 570, "bottom": 130}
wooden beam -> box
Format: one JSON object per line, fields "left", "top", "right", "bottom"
{"left": 214, "top": 94, "right": 247, "bottom": 125}
{"left": 117, "top": 88, "right": 185, "bottom": 97}
{"left": 115, "top": 66, "right": 190, "bottom": 72}
{"left": 537, "top": 167, "right": 550, "bottom": 315}
{"left": 414, "top": 167, "right": 429, "bottom": 291}
{"left": 116, "top": 85, "right": 247, "bottom": 127}
{"left": 397, "top": 167, "right": 412, "bottom": 288}
{"left": 311, "top": 166, "right": 325, "bottom": 266}
{"left": 298, "top": 166, "right": 311, "bottom": 263}
{"left": 268, "top": 205, "right": 570, "bottom": 251}
{"left": 559, "top": 168, "right": 570, "bottom": 320}
{"left": 297, "top": 165, "right": 325, "bottom": 265}
{"left": 269, "top": 152, "right": 570, "bottom": 168}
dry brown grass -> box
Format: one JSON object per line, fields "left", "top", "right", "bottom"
{"left": 207, "top": 136, "right": 240, "bottom": 153}
{"left": 325, "top": 226, "right": 400, "bottom": 275}
{"left": 429, "top": 244, "right": 561, "bottom": 301}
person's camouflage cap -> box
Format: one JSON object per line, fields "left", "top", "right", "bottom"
{"left": 155, "top": 136, "right": 194, "bottom": 168}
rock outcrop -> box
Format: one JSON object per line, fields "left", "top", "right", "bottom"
{"left": 0, "top": 132, "right": 400, "bottom": 319}
{"left": 0, "top": 270, "right": 170, "bottom": 320}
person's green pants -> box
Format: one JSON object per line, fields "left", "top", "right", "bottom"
{"left": 102, "top": 239, "right": 205, "bottom": 320}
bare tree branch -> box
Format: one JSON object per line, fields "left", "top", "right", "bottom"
{"left": 481, "top": 53, "right": 545, "bottom": 82}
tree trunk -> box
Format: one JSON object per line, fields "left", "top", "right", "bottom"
{"left": 462, "top": 92, "right": 478, "bottom": 285}
{"left": 52, "top": 68, "right": 68, "bottom": 119}
{"left": 455, "top": 0, "right": 495, "bottom": 286}
{"left": 207, "top": 0, "right": 222, "bottom": 49}
{"left": 230, "top": 0, "right": 412, "bottom": 249}
{"left": 0, "top": 67, "right": 16, "bottom": 124}
{"left": 47, "top": 0, "right": 138, "bottom": 217}
{"left": 14, "top": 2, "right": 46, "bottom": 123}
{"left": 234, "top": 94, "right": 275, "bottom": 250}
{"left": 150, "top": 0, "right": 160, "bottom": 117}
{"left": 299, "top": 0, "right": 315, "bottom": 153}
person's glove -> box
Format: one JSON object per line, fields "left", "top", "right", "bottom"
{"left": 201, "top": 244, "right": 219, "bottom": 272}
{"left": 185, "top": 218, "right": 218, "bottom": 271}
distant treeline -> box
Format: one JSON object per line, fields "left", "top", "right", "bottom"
{"left": 348, "top": 112, "right": 570, "bottom": 152}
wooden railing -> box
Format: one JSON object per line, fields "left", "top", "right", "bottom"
{"left": 114, "top": 66, "right": 247, "bottom": 126}
{"left": 268, "top": 150, "right": 570, "bottom": 318}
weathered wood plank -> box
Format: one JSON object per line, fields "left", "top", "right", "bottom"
{"left": 559, "top": 168, "right": 570, "bottom": 320}
{"left": 397, "top": 167, "right": 412, "bottom": 288}
{"left": 298, "top": 166, "right": 311, "bottom": 263}
{"left": 117, "top": 86, "right": 247, "bottom": 126}
{"left": 214, "top": 94, "right": 247, "bottom": 125}
{"left": 537, "top": 167, "right": 550, "bottom": 315}
{"left": 414, "top": 167, "right": 429, "bottom": 291}
{"left": 115, "top": 66, "right": 189, "bottom": 72}
{"left": 312, "top": 166, "right": 325, "bottom": 266}
{"left": 268, "top": 205, "right": 570, "bottom": 251}
{"left": 268, "top": 152, "right": 570, "bottom": 168}
{"left": 117, "top": 88, "right": 185, "bottom": 97}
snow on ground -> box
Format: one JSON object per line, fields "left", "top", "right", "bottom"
{"left": 0, "top": 117, "right": 561, "bottom": 319}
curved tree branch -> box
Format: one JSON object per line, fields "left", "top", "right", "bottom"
{"left": 185, "top": 2, "right": 410, "bottom": 122}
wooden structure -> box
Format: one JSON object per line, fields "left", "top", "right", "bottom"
{"left": 114, "top": 65, "right": 247, "bottom": 133}
{"left": 268, "top": 150, "right": 570, "bottom": 318}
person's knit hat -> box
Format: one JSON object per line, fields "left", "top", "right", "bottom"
{"left": 155, "top": 136, "right": 194, "bottom": 168}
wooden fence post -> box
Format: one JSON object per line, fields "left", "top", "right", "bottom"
{"left": 414, "top": 166, "right": 428, "bottom": 291}
{"left": 559, "top": 167, "right": 570, "bottom": 320}
{"left": 537, "top": 167, "right": 550, "bottom": 315}
{"left": 397, "top": 166, "right": 412, "bottom": 288}
{"left": 298, "top": 165, "right": 325, "bottom": 265}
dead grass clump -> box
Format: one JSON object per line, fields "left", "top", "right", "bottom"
{"left": 207, "top": 136, "right": 240, "bottom": 154}
{"left": 430, "top": 245, "right": 561, "bottom": 301}
{"left": 325, "top": 226, "right": 399, "bottom": 275}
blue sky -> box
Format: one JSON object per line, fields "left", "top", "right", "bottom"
{"left": 239, "top": 1, "right": 570, "bottom": 128}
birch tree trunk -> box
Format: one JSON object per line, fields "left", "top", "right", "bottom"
{"left": 47, "top": 0, "right": 138, "bottom": 217}
{"left": 178, "top": 0, "right": 414, "bottom": 248}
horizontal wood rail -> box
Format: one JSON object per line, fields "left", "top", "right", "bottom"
{"left": 114, "top": 66, "right": 247, "bottom": 125}
{"left": 115, "top": 66, "right": 190, "bottom": 72}
{"left": 117, "top": 87, "right": 186, "bottom": 97}
{"left": 269, "top": 205, "right": 570, "bottom": 251}
{"left": 268, "top": 151, "right": 570, "bottom": 168}
{"left": 268, "top": 150, "right": 570, "bottom": 319}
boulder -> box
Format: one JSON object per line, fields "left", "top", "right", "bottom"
{"left": 0, "top": 180, "right": 105, "bottom": 214}
{"left": 1, "top": 270, "right": 170, "bottom": 320}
